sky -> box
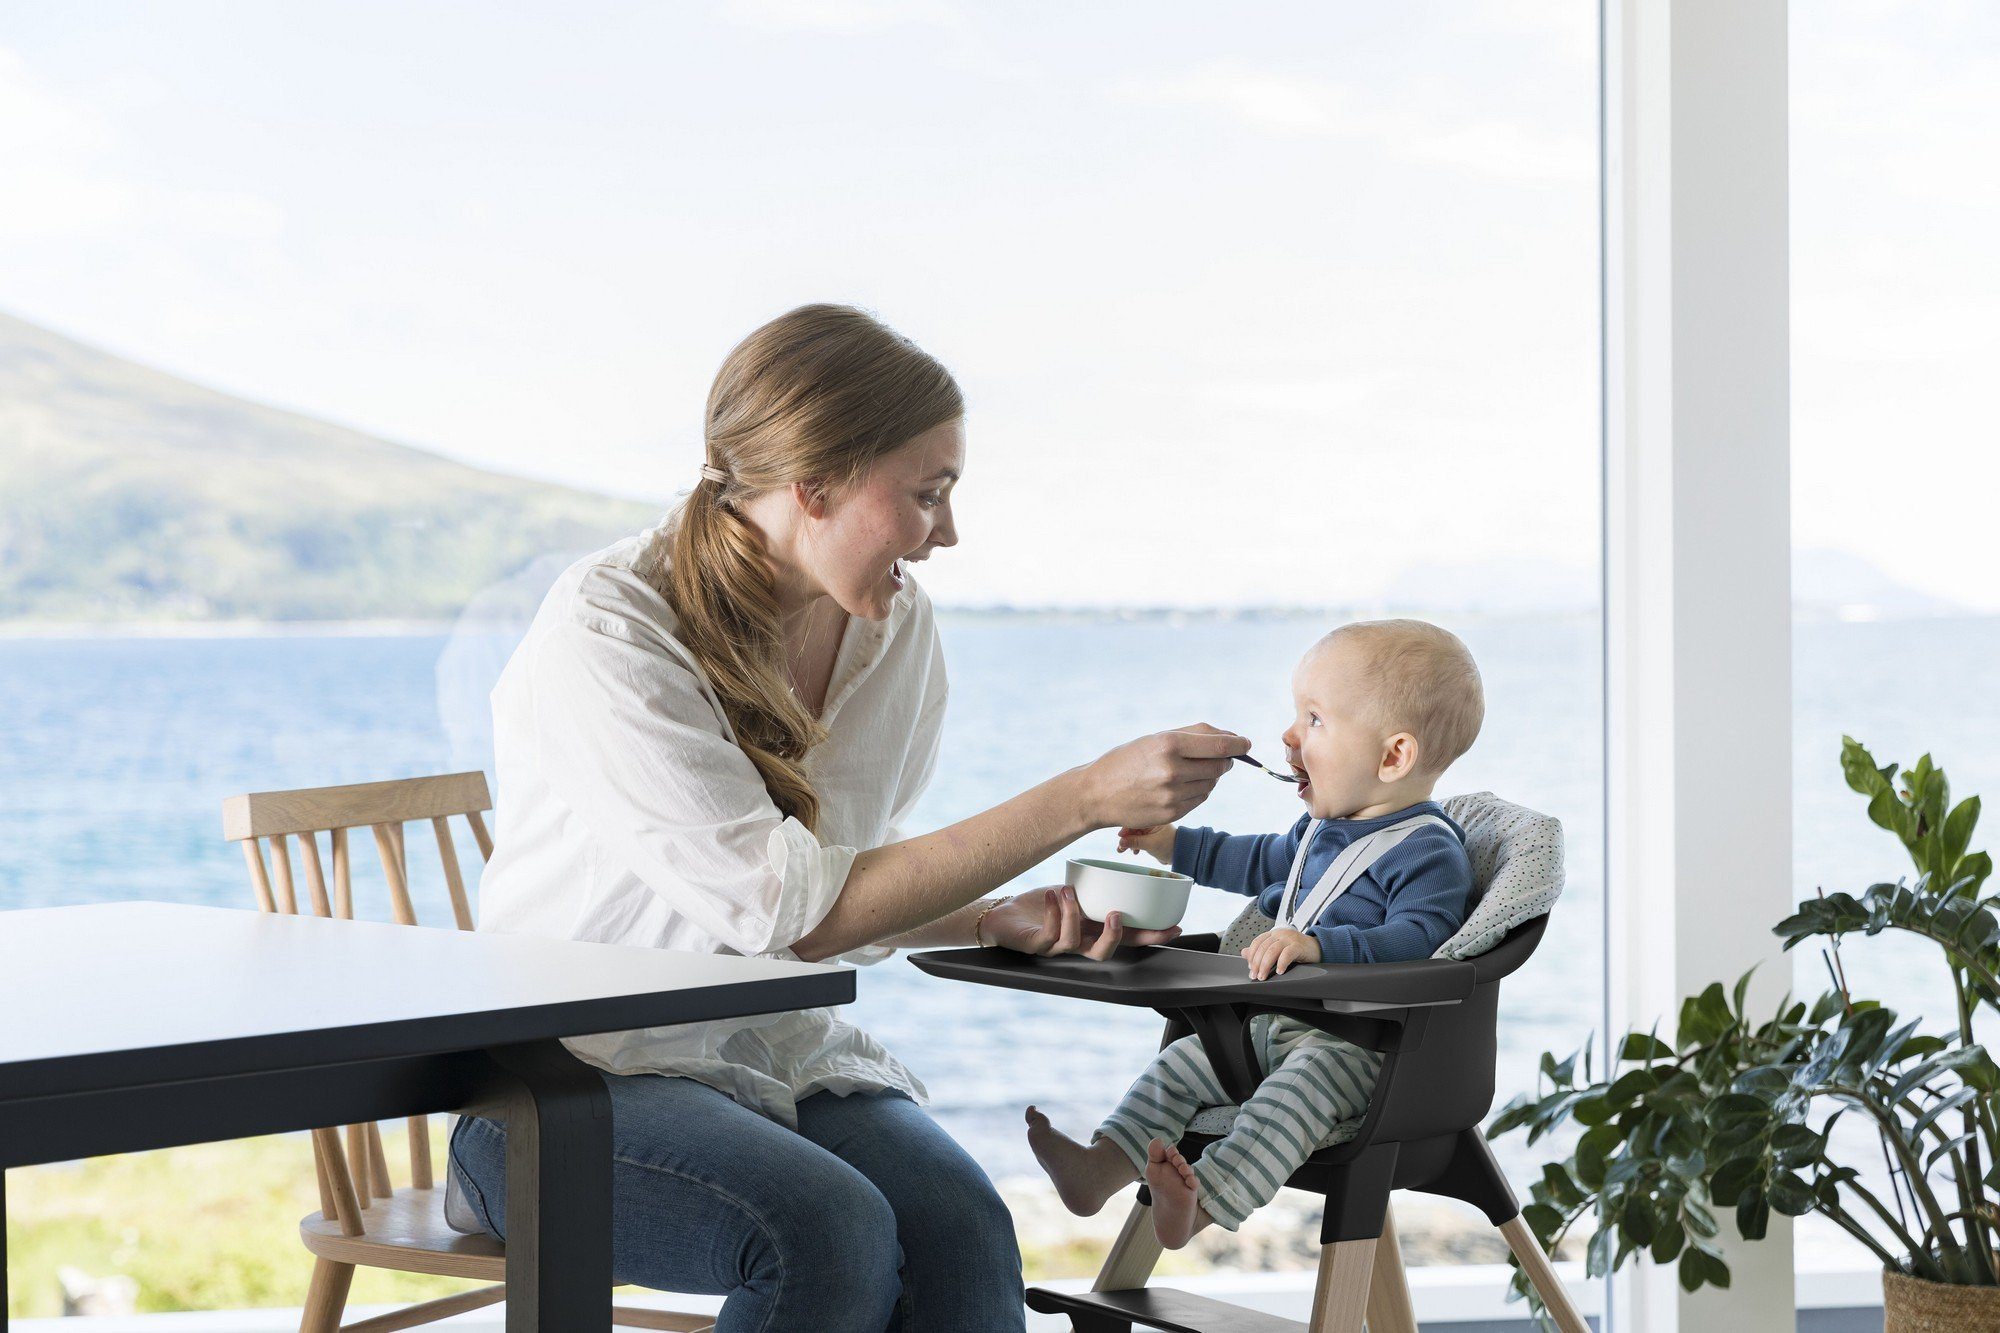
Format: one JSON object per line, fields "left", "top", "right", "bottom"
{"left": 0, "top": 1, "right": 1993, "bottom": 611}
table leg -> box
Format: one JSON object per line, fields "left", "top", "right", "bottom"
{"left": 484, "top": 1041, "right": 613, "bottom": 1333}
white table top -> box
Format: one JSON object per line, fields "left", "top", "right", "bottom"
{"left": 0, "top": 902, "right": 852, "bottom": 1099}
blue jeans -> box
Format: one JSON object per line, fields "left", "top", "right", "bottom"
{"left": 448, "top": 1074, "right": 1024, "bottom": 1332}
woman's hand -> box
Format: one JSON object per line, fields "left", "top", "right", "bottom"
{"left": 980, "top": 885, "right": 1182, "bottom": 959}
{"left": 1077, "top": 723, "right": 1251, "bottom": 830}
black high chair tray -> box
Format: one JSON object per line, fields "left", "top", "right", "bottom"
{"left": 908, "top": 943, "right": 1475, "bottom": 1015}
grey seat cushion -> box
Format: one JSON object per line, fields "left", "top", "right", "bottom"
{"left": 1189, "top": 792, "right": 1563, "bottom": 1145}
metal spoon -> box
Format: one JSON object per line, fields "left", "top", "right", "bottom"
{"left": 1233, "top": 753, "right": 1302, "bottom": 783}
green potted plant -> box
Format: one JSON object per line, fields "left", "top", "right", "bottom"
{"left": 1489, "top": 739, "right": 2000, "bottom": 1331}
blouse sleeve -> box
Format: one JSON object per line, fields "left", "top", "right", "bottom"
{"left": 524, "top": 578, "right": 858, "bottom": 958}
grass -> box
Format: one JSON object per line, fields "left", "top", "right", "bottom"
{"left": 4, "top": 1129, "right": 485, "bottom": 1318}
{"left": 4, "top": 1126, "right": 1142, "bottom": 1319}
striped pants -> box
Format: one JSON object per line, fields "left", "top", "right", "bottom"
{"left": 1094, "top": 1016, "right": 1382, "bottom": 1230}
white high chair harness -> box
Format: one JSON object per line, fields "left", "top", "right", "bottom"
{"left": 1276, "top": 812, "right": 1457, "bottom": 932}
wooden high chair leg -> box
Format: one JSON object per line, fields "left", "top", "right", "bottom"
{"left": 1092, "top": 1197, "right": 1165, "bottom": 1291}
{"left": 298, "top": 1257, "right": 354, "bottom": 1333}
{"left": 1364, "top": 1211, "right": 1419, "bottom": 1333}
{"left": 1499, "top": 1214, "right": 1590, "bottom": 1333}
{"left": 1308, "top": 1237, "right": 1377, "bottom": 1333}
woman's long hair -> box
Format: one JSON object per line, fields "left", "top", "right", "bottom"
{"left": 646, "top": 304, "right": 962, "bottom": 833}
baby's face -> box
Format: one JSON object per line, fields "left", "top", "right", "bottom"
{"left": 1280, "top": 641, "right": 1399, "bottom": 819}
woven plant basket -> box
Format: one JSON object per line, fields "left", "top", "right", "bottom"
{"left": 1883, "top": 1269, "right": 2000, "bottom": 1332}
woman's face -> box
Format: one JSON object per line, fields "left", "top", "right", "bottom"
{"left": 803, "top": 418, "right": 964, "bottom": 620}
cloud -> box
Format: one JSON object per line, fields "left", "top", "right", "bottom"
{"left": 1192, "top": 375, "right": 1375, "bottom": 418}
{"left": 1110, "top": 60, "right": 1590, "bottom": 183}
{"left": 718, "top": 0, "right": 960, "bottom": 34}
{"left": 0, "top": 46, "right": 125, "bottom": 238}
{"left": 0, "top": 45, "right": 286, "bottom": 245}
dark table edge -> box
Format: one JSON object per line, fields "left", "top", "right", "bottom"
{"left": 0, "top": 969, "right": 853, "bottom": 1102}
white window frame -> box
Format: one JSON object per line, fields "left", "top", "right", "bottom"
{"left": 1601, "top": 1, "right": 1795, "bottom": 1329}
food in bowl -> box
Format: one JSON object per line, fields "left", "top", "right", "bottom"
{"left": 1064, "top": 857, "right": 1193, "bottom": 932}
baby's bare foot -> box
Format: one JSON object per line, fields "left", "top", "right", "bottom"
{"left": 1026, "top": 1106, "right": 1136, "bottom": 1216}
{"left": 1145, "top": 1138, "right": 1214, "bottom": 1249}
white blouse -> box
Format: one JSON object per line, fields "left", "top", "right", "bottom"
{"left": 478, "top": 524, "right": 946, "bottom": 1126}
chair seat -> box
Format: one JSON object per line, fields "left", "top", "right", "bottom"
{"left": 1187, "top": 1103, "right": 1361, "bottom": 1150}
{"left": 301, "top": 1186, "right": 507, "bottom": 1280}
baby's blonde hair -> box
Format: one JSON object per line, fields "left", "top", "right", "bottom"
{"left": 1317, "top": 619, "right": 1484, "bottom": 777}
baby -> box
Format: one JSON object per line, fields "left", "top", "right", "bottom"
{"left": 1025, "top": 619, "right": 1484, "bottom": 1248}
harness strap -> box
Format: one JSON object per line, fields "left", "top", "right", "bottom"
{"left": 1277, "top": 813, "right": 1455, "bottom": 931}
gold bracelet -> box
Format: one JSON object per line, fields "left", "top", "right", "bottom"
{"left": 972, "top": 898, "right": 1002, "bottom": 948}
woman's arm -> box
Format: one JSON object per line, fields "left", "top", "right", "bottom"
{"left": 883, "top": 896, "right": 996, "bottom": 949}
{"left": 522, "top": 574, "right": 1247, "bottom": 961}
{"left": 790, "top": 724, "right": 1249, "bottom": 962}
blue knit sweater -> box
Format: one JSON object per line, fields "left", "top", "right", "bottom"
{"left": 1171, "top": 801, "right": 1472, "bottom": 964}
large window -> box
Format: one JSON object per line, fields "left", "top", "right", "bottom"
{"left": 0, "top": 2, "right": 1599, "bottom": 1316}
{"left": 1790, "top": 0, "right": 2000, "bottom": 1280}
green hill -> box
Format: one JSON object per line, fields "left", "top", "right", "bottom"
{"left": 0, "top": 311, "right": 659, "bottom": 622}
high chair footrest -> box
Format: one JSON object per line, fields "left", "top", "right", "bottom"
{"left": 1024, "top": 1285, "right": 1305, "bottom": 1333}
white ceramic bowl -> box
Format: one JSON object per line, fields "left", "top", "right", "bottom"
{"left": 1064, "top": 857, "right": 1193, "bottom": 931}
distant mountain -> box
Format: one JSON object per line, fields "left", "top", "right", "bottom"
{"left": 1, "top": 310, "right": 1971, "bottom": 626}
{"left": 0, "top": 312, "right": 658, "bottom": 622}
{"left": 1375, "top": 549, "right": 1963, "bottom": 620}
{"left": 1792, "top": 547, "right": 1963, "bottom": 621}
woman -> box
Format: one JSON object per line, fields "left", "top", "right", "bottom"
{"left": 447, "top": 304, "right": 1250, "bottom": 1331}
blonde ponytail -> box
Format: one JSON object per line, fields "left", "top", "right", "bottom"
{"left": 647, "top": 305, "right": 962, "bottom": 832}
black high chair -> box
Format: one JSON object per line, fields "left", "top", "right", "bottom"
{"left": 911, "top": 792, "right": 1589, "bottom": 1333}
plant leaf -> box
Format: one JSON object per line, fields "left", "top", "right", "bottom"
{"left": 1652, "top": 1214, "right": 1687, "bottom": 1263}
{"left": 1620, "top": 1032, "right": 1675, "bottom": 1062}
{"left": 1943, "top": 796, "right": 1980, "bottom": 871}
{"left": 1842, "top": 736, "right": 1887, "bottom": 797}
{"left": 1737, "top": 1194, "right": 1771, "bottom": 1241}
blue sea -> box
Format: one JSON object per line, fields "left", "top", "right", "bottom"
{"left": 3, "top": 612, "right": 1995, "bottom": 1187}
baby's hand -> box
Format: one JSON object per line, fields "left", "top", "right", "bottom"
{"left": 1116, "top": 824, "right": 1177, "bottom": 863}
{"left": 1244, "top": 928, "right": 1321, "bottom": 980}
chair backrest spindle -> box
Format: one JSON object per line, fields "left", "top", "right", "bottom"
{"left": 466, "top": 809, "right": 493, "bottom": 860}
{"left": 366, "top": 1124, "right": 394, "bottom": 1196}
{"left": 434, "top": 817, "right": 475, "bottom": 931}
{"left": 331, "top": 826, "right": 353, "bottom": 919}
{"left": 297, "top": 829, "right": 333, "bottom": 918}
{"left": 347, "top": 1123, "right": 376, "bottom": 1206}
{"left": 311, "top": 1127, "right": 365, "bottom": 1236}
{"left": 269, "top": 833, "right": 298, "bottom": 915}
{"left": 409, "top": 1118, "right": 435, "bottom": 1191}
{"left": 371, "top": 823, "right": 420, "bottom": 926}
{"left": 243, "top": 839, "right": 277, "bottom": 913}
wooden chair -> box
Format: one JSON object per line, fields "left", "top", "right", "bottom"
{"left": 224, "top": 772, "right": 714, "bottom": 1333}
